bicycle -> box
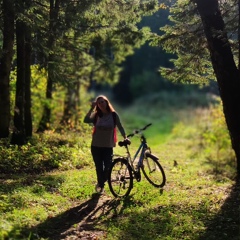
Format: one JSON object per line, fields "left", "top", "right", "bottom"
{"left": 108, "top": 123, "right": 166, "bottom": 198}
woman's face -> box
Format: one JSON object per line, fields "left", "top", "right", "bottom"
{"left": 97, "top": 97, "right": 107, "bottom": 111}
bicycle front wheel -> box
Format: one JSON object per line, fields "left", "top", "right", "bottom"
{"left": 141, "top": 154, "right": 166, "bottom": 188}
{"left": 108, "top": 158, "right": 133, "bottom": 198}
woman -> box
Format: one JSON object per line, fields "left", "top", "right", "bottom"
{"left": 84, "top": 95, "right": 128, "bottom": 193}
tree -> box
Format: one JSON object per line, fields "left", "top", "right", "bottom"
{"left": 0, "top": 0, "right": 15, "bottom": 138}
{"left": 113, "top": 8, "right": 182, "bottom": 104}
{"left": 37, "top": 0, "right": 158, "bottom": 131}
{"left": 37, "top": 0, "right": 60, "bottom": 133}
{"left": 11, "top": 0, "right": 33, "bottom": 144}
{"left": 24, "top": 22, "right": 33, "bottom": 138}
{"left": 195, "top": 0, "right": 240, "bottom": 174}
{"left": 156, "top": 0, "right": 240, "bottom": 174}
{"left": 113, "top": 56, "right": 133, "bottom": 104}
{"left": 0, "top": 0, "right": 159, "bottom": 138}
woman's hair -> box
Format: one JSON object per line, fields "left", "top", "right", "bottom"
{"left": 95, "top": 95, "right": 115, "bottom": 116}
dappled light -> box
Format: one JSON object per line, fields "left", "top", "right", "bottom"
{"left": 0, "top": 0, "right": 239, "bottom": 239}
{"left": 1, "top": 92, "right": 238, "bottom": 239}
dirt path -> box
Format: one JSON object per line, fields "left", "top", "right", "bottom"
{"left": 40, "top": 193, "right": 117, "bottom": 240}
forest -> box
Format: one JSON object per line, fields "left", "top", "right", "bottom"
{"left": 0, "top": 0, "right": 240, "bottom": 239}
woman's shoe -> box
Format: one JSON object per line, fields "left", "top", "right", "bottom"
{"left": 95, "top": 184, "right": 104, "bottom": 194}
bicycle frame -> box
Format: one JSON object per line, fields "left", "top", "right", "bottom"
{"left": 122, "top": 134, "right": 150, "bottom": 181}
{"left": 130, "top": 139, "right": 147, "bottom": 169}
{"left": 108, "top": 123, "right": 166, "bottom": 198}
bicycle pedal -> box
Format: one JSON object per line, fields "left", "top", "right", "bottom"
{"left": 134, "top": 171, "right": 141, "bottom": 182}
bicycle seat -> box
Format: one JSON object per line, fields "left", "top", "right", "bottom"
{"left": 118, "top": 138, "right": 131, "bottom": 147}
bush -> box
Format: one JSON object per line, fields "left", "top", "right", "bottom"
{"left": 172, "top": 97, "right": 236, "bottom": 178}
{"left": 0, "top": 131, "right": 93, "bottom": 174}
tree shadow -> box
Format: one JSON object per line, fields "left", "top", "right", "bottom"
{"left": 0, "top": 174, "right": 66, "bottom": 194}
{"left": 204, "top": 155, "right": 237, "bottom": 181}
{"left": 198, "top": 178, "right": 240, "bottom": 240}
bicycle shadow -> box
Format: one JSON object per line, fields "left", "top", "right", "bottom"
{"left": 198, "top": 178, "right": 240, "bottom": 240}
{"left": 30, "top": 193, "right": 102, "bottom": 239}
{"left": 23, "top": 193, "right": 137, "bottom": 240}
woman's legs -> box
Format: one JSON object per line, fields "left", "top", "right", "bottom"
{"left": 91, "top": 146, "right": 113, "bottom": 189}
{"left": 103, "top": 148, "right": 113, "bottom": 183}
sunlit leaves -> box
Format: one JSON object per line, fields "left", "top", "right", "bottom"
{"left": 150, "top": 0, "right": 240, "bottom": 85}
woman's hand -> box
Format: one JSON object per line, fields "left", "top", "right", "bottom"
{"left": 124, "top": 138, "right": 131, "bottom": 145}
{"left": 91, "top": 101, "right": 96, "bottom": 108}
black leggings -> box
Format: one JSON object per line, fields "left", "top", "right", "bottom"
{"left": 91, "top": 146, "right": 113, "bottom": 188}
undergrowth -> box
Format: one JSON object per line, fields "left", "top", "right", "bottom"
{"left": 0, "top": 129, "right": 93, "bottom": 174}
{"left": 0, "top": 92, "right": 238, "bottom": 240}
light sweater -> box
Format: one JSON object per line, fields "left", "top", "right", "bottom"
{"left": 84, "top": 111, "right": 126, "bottom": 148}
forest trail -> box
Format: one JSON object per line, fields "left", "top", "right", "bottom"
{"left": 46, "top": 193, "right": 116, "bottom": 240}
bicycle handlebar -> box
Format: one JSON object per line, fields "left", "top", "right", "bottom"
{"left": 127, "top": 123, "right": 152, "bottom": 138}
{"left": 118, "top": 123, "right": 152, "bottom": 147}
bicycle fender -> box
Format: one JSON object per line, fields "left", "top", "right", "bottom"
{"left": 145, "top": 151, "right": 159, "bottom": 161}
{"left": 112, "top": 157, "right": 128, "bottom": 164}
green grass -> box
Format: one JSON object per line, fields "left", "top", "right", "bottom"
{"left": 0, "top": 92, "right": 239, "bottom": 240}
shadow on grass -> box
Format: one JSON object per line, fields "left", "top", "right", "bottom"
{"left": 19, "top": 194, "right": 138, "bottom": 240}
{"left": 31, "top": 193, "right": 105, "bottom": 239}
{"left": 7, "top": 176, "right": 239, "bottom": 240}
{"left": 198, "top": 178, "right": 240, "bottom": 240}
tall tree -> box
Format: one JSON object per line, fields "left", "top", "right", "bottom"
{"left": 11, "top": 0, "right": 33, "bottom": 144}
{"left": 113, "top": 56, "right": 133, "bottom": 104}
{"left": 0, "top": 0, "right": 15, "bottom": 138}
{"left": 195, "top": 0, "right": 240, "bottom": 174}
{"left": 11, "top": 17, "right": 27, "bottom": 144}
{"left": 37, "top": 0, "right": 60, "bottom": 132}
{"left": 24, "top": 22, "right": 33, "bottom": 137}
{"left": 157, "top": 0, "right": 240, "bottom": 174}
{"left": 60, "top": 81, "right": 80, "bottom": 127}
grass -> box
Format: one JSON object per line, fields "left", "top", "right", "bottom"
{"left": 0, "top": 92, "right": 239, "bottom": 240}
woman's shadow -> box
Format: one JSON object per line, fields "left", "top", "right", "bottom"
{"left": 24, "top": 193, "right": 116, "bottom": 239}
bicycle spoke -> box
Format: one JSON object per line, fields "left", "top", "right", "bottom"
{"left": 108, "top": 158, "right": 133, "bottom": 197}
{"left": 141, "top": 155, "right": 166, "bottom": 188}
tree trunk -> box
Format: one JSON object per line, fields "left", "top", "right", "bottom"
{"left": 0, "top": 0, "right": 15, "bottom": 138}
{"left": 60, "top": 81, "right": 80, "bottom": 128}
{"left": 37, "top": 0, "right": 60, "bottom": 133}
{"left": 36, "top": 66, "right": 53, "bottom": 132}
{"left": 11, "top": 19, "right": 26, "bottom": 145}
{"left": 113, "top": 56, "right": 133, "bottom": 105}
{"left": 238, "top": 0, "right": 240, "bottom": 70}
{"left": 25, "top": 24, "right": 33, "bottom": 137}
{"left": 196, "top": 0, "right": 240, "bottom": 175}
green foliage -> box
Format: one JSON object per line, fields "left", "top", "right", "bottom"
{"left": 0, "top": 92, "right": 237, "bottom": 239}
{"left": 201, "top": 102, "right": 232, "bottom": 159}
{"left": 35, "top": 0, "right": 159, "bottom": 86}
{"left": 191, "top": 98, "right": 235, "bottom": 177}
{"left": 10, "top": 65, "right": 69, "bottom": 131}
{"left": 171, "top": 96, "right": 235, "bottom": 178}
{"left": 149, "top": 0, "right": 239, "bottom": 87}
{"left": 114, "top": 8, "right": 179, "bottom": 103}
{"left": 130, "top": 71, "right": 159, "bottom": 98}
{"left": 7, "top": 0, "right": 160, "bottom": 93}
{"left": 30, "top": 66, "right": 48, "bottom": 130}
{"left": 129, "top": 71, "right": 182, "bottom": 98}
{"left": 0, "top": 131, "right": 92, "bottom": 174}
{"left": 4, "top": 0, "right": 162, "bottom": 136}
{"left": 150, "top": 0, "right": 216, "bottom": 85}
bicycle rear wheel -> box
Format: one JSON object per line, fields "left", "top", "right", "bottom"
{"left": 108, "top": 158, "right": 133, "bottom": 198}
{"left": 141, "top": 154, "right": 166, "bottom": 188}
